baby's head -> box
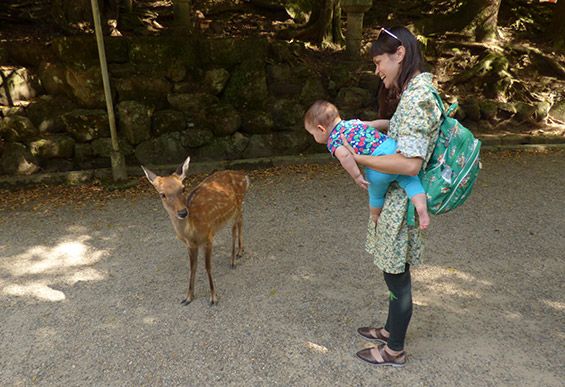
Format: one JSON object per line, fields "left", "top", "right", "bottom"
{"left": 304, "top": 100, "right": 341, "bottom": 144}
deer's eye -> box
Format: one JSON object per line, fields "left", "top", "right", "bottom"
{"left": 160, "top": 193, "right": 166, "bottom": 199}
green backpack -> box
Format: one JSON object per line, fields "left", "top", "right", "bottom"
{"left": 407, "top": 89, "right": 482, "bottom": 227}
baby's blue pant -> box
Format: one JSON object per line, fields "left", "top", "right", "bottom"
{"left": 365, "top": 138, "right": 425, "bottom": 208}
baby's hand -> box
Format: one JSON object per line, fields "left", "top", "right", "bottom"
{"left": 354, "top": 173, "right": 369, "bottom": 190}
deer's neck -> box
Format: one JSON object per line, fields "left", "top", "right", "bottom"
{"left": 166, "top": 209, "right": 194, "bottom": 241}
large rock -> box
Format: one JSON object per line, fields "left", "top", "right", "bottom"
{"left": 5, "top": 40, "right": 53, "bottom": 67}
{"left": 91, "top": 137, "right": 134, "bottom": 158}
{"left": 167, "top": 60, "right": 187, "bottom": 83}
{"left": 240, "top": 110, "right": 274, "bottom": 134}
{"left": 479, "top": 100, "right": 498, "bottom": 121}
{"left": 243, "top": 133, "right": 275, "bottom": 158}
{"left": 135, "top": 132, "right": 188, "bottom": 165}
{"left": 358, "top": 71, "right": 381, "bottom": 95}
{"left": 206, "top": 103, "right": 241, "bottom": 136}
{"left": 52, "top": 36, "right": 98, "bottom": 66}
{"left": 190, "top": 132, "right": 249, "bottom": 161}
{"left": 244, "top": 131, "right": 308, "bottom": 158}
{"left": 0, "top": 142, "right": 40, "bottom": 175}
{"left": 0, "top": 115, "right": 38, "bottom": 142}
{"left": 266, "top": 63, "right": 303, "bottom": 97}
{"left": 181, "top": 128, "right": 214, "bottom": 148}
{"left": 74, "top": 143, "right": 94, "bottom": 163}
{"left": 25, "top": 96, "right": 76, "bottom": 133}
{"left": 130, "top": 37, "right": 198, "bottom": 68}
{"left": 37, "top": 62, "right": 71, "bottom": 97}
{"left": 271, "top": 99, "right": 305, "bottom": 131}
{"left": 549, "top": 99, "right": 565, "bottom": 122}
{"left": 274, "top": 131, "right": 311, "bottom": 155}
{"left": 532, "top": 101, "right": 551, "bottom": 122}
{"left": 117, "top": 101, "right": 153, "bottom": 145}
{"left": 336, "top": 87, "right": 372, "bottom": 110}
{"left": 328, "top": 66, "right": 357, "bottom": 94}
{"left": 28, "top": 134, "right": 75, "bottom": 159}
{"left": 65, "top": 66, "right": 106, "bottom": 108}
{"left": 223, "top": 61, "right": 269, "bottom": 110}
{"left": 62, "top": 109, "right": 110, "bottom": 142}
{"left": 114, "top": 77, "right": 172, "bottom": 109}
{"left": 204, "top": 68, "right": 231, "bottom": 95}
{"left": 0, "top": 67, "right": 42, "bottom": 105}
{"left": 152, "top": 110, "right": 186, "bottom": 135}
{"left": 300, "top": 77, "right": 328, "bottom": 106}
{"left": 515, "top": 102, "right": 536, "bottom": 123}
{"left": 200, "top": 38, "right": 268, "bottom": 67}
{"left": 167, "top": 93, "right": 219, "bottom": 114}
{"left": 461, "top": 98, "right": 481, "bottom": 122}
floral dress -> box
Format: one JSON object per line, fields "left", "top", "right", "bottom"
{"left": 366, "top": 72, "right": 442, "bottom": 274}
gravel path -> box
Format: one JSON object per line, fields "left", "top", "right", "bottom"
{"left": 1, "top": 150, "right": 564, "bottom": 386}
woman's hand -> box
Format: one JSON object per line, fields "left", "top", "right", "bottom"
{"left": 340, "top": 134, "right": 357, "bottom": 157}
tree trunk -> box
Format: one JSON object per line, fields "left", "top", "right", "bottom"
{"left": 548, "top": 0, "right": 565, "bottom": 49}
{"left": 415, "top": 0, "right": 501, "bottom": 42}
{"left": 463, "top": 0, "right": 501, "bottom": 42}
{"left": 174, "top": 0, "right": 193, "bottom": 31}
{"left": 280, "top": 0, "right": 344, "bottom": 47}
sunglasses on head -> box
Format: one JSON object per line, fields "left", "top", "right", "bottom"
{"left": 380, "top": 28, "right": 402, "bottom": 43}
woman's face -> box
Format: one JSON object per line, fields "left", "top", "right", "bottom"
{"left": 373, "top": 50, "right": 402, "bottom": 89}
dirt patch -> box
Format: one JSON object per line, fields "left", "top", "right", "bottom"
{"left": 0, "top": 150, "right": 563, "bottom": 385}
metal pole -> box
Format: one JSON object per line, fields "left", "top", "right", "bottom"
{"left": 91, "top": 0, "right": 128, "bottom": 181}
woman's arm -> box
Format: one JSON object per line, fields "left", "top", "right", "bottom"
{"left": 353, "top": 153, "right": 422, "bottom": 176}
{"left": 340, "top": 134, "right": 422, "bottom": 176}
{"left": 362, "top": 119, "right": 389, "bottom": 132}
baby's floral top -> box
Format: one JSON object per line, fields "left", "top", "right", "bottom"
{"left": 327, "top": 119, "right": 387, "bottom": 156}
{"left": 366, "top": 72, "right": 442, "bottom": 274}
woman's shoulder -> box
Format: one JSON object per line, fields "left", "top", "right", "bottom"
{"left": 402, "top": 73, "right": 435, "bottom": 101}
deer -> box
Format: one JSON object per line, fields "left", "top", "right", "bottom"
{"left": 141, "top": 156, "right": 250, "bottom": 306}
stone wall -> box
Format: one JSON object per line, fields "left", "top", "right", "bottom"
{"left": 0, "top": 35, "right": 385, "bottom": 175}
{"left": 1, "top": 35, "right": 556, "bottom": 176}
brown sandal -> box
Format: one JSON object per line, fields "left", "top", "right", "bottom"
{"left": 357, "top": 327, "right": 389, "bottom": 343}
{"left": 356, "top": 344, "right": 406, "bottom": 367}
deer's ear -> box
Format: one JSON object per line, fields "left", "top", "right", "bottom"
{"left": 141, "top": 166, "right": 158, "bottom": 184}
{"left": 175, "top": 156, "right": 191, "bottom": 180}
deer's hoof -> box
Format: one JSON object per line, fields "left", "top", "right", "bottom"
{"left": 209, "top": 297, "right": 217, "bottom": 306}
{"left": 181, "top": 298, "right": 192, "bottom": 305}
{"left": 230, "top": 263, "right": 236, "bottom": 270}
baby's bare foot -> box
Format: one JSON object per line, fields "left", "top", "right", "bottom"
{"left": 418, "top": 211, "right": 430, "bottom": 230}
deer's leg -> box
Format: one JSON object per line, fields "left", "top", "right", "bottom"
{"left": 236, "top": 211, "right": 244, "bottom": 258}
{"left": 205, "top": 240, "right": 217, "bottom": 305}
{"left": 182, "top": 246, "right": 198, "bottom": 305}
{"left": 230, "top": 222, "right": 237, "bottom": 269}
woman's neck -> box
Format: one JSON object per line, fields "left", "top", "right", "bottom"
{"left": 402, "top": 70, "right": 421, "bottom": 91}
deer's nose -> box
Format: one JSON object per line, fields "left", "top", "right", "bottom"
{"left": 177, "top": 208, "right": 188, "bottom": 219}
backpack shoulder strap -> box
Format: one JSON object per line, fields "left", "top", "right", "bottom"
{"left": 429, "top": 88, "right": 447, "bottom": 118}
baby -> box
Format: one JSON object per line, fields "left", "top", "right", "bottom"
{"left": 304, "top": 100, "right": 430, "bottom": 229}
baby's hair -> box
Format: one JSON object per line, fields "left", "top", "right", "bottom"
{"left": 304, "top": 100, "right": 339, "bottom": 128}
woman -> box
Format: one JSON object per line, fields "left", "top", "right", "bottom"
{"left": 344, "top": 26, "right": 442, "bottom": 367}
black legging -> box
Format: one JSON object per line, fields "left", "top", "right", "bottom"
{"left": 383, "top": 263, "right": 413, "bottom": 351}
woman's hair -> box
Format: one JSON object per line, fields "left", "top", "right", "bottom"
{"left": 371, "top": 26, "right": 428, "bottom": 118}
{"left": 304, "top": 100, "right": 339, "bottom": 128}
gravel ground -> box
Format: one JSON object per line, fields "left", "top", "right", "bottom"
{"left": 1, "top": 150, "right": 564, "bottom": 386}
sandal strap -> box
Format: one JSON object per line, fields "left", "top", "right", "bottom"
{"left": 358, "top": 326, "right": 388, "bottom": 341}
{"left": 380, "top": 345, "right": 406, "bottom": 363}
{"left": 372, "top": 346, "right": 385, "bottom": 363}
